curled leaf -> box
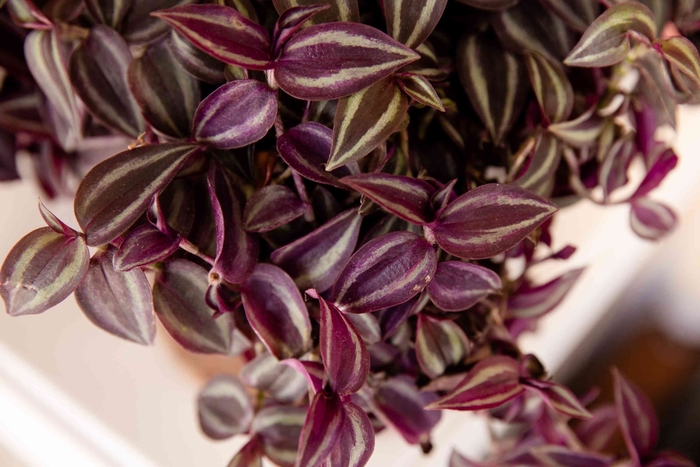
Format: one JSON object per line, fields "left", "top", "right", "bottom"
{"left": 524, "top": 379, "right": 592, "bottom": 420}
{"left": 508, "top": 269, "right": 584, "bottom": 320}
{"left": 273, "top": 5, "right": 330, "bottom": 56}
{"left": 427, "top": 261, "right": 502, "bottom": 312}
{"left": 659, "top": 36, "right": 700, "bottom": 89}
{"left": 630, "top": 198, "right": 677, "bottom": 241}
{"left": 416, "top": 315, "right": 470, "bottom": 378}
{"left": 243, "top": 185, "right": 307, "bottom": 233}
{"left": 383, "top": 0, "right": 448, "bottom": 49}
{"left": 198, "top": 374, "right": 253, "bottom": 440}
{"left": 525, "top": 51, "right": 573, "bottom": 124}
{"left": 514, "top": 133, "right": 561, "bottom": 197}
{"left": 547, "top": 108, "right": 605, "bottom": 148}
{"left": 240, "top": 353, "right": 308, "bottom": 404}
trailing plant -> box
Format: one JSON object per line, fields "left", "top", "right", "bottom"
{"left": 0, "top": 0, "right": 698, "bottom": 466}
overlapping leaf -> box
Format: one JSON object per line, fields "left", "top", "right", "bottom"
{"left": 240, "top": 353, "right": 308, "bottom": 403}
{"left": 113, "top": 224, "right": 179, "bottom": 272}
{"left": 508, "top": 269, "right": 584, "bottom": 320}
{"left": 525, "top": 51, "right": 573, "bottom": 125}
{"left": 613, "top": 368, "right": 659, "bottom": 461}
{"left": 168, "top": 30, "right": 225, "bottom": 84}
{"left": 382, "top": 0, "right": 448, "bottom": 49}
{"left": 197, "top": 374, "right": 253, "bottom": 439}
{"left": 540, "top": 0, "right": 599, "bottom": 33}
{"left": 295, "top": 393, "right": 346, "bottom": 467}
{"left": 121, "top": 0, "right": 196, "bottom": 45}
{"left": 85, "top": 0, "right": 132, "bottom": 29}
{"left": 252, "top": 406, "right": 306, "bottom": 467}
{"left": 659, "top": 37, "right": 700, "bottom": 89}
{"left": 322, "top": 402, "right": 374, "bottom": 467}
{"left": 395, "top": 73, "right": 444, "bottom": 111}
{"left": 455, "top": 0, "right": 517, "bottom": 10}
{"left": 530, "top": 445, "right": 612, "bottom": 467}
{"left": 547, "top": 108, "right": 605, "bottom": 148}
{"left": 416, "top": 315, "right": 470, "bottom": 378}
{"left": 272, "top": 0, "right": 359, "bottom": 25}
{"left": 600, "top": 137, "right": 636, "bottom": 201}
{"left": 514, "top": 134, "right": 561, "bottom": 197}
{"left": 243, "top": 185, "right": 307, "bottom": 233}
{"left": 524, "top": 379, "right": 592, "bottom": 419}
{"left": 272, "top": 5, "right": 329, "bottom": 56}
{"left": 427, "top": 261, "right": 502, "bottom": 312}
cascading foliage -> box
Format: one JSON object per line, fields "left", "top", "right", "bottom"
{"left": 0, "top": 0, "right": 698, "bottom": 465}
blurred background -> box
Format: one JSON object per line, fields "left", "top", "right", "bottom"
{"left": 0, "top": 114, "right": 699, "bottom": 466}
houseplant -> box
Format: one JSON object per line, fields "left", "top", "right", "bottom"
{"left": 0, "top": 0, "right": 698, "bottom": 465}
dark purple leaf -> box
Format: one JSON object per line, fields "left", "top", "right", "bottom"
{"left": 540, "top": 0, "right": 599, "bottom": 33}
{"left": 228, "top": 439, "right": 263, "bottom": 467}
{"left": 322, "top": 402, "right": 374, "bottom": 467}
{"left": 38, "top": 200, "right": 78, "bottom": 237}
{"left": 153, "top": 259, "right": 235, "bottom": 354}
{"left": 630, "top": 199, "right": 677, "bottom": 241}
{"left": 74, "top": 248, "right": 155, "bottom": 345}
{"left": 0, "top": 227, "right": 89, "bottom": 316}
{"left": 645, "top": 451, "right": 697, "bottom": 467}
{"left": 434, "top": 184, "right": 558, "bottom": 260}
{"left": 74, "top": 143, "right": 200, "bottom": 246}
{"left": 282, "top": 359, "right": 325, "bottom": 395}
{"left": 275, "top": 22, "right": 419, "bottom": 101}
{"left": 85, "top": 0, "right": 132, "bottom": 29}
{"left": 240, "top": 264, "right": 311, "bottom": 360}
{"left": 273, "top": 5, "right": 330, "bottom": 56}
{"left": 613, "top": 368, "right": 659, "bottom": 461}
{"left": 427, "top": 261, "right": 502, "bottom": 312}
{"left": 152, "top": 4, "right": 273, "bottom": 69}
{"left": 193, "top": 80, "right": 277, "bottom": 150}
{"left": 271, "top": 0, "right": 359, "bottom": 25}
{"left": 239, "top": 353, "right": 308, "bottom": 403}
{"left": 341, "top": 173, "right": 436, "bottom": 225}
{"left": 252, "top": 406, "right": 306, "bottom": 467}
{"left": 344, "top": 312, "right": 381, "bottom": 345}
{"left": 425, "top": 356, "right": 524, "bottom": 411}
{"left": 632, "top": 150, "right": 678, "bottom": 200}
{"left": 575, "top": 405, "right": 619, "bottom": 452}
{"left": 197, "top": 374, "right": 253, "bottom": 439}
{"left": 168, "top": 29, "right": 225, "bottom": 84}
{"left": 525, "top": 51, "right": 573, "bottom": 125}
{"left": 508, "top": 269, "right": 584, "bottom": 320}
{"left": 7, "top": 0, "right": 52, "bottom": 27}
{"left": 416, "top": 314, "right": 470, "bottom": 378}
{"left": 524, "top": 379, "right": 592, "bottom": 419}
{"left": 271, "top": 209, "right": 362, "bottom": 292}
{"left": 296, "top": 392, "right": 346, "bottom": 467}
{"left": 382, "top": 0, "right": 447, "bottom": 49}
{"left": 331, "top": 231, "right": 437, "bottom": 314}
{"left": 0, "top": 94, "right": 51, "bottom": 138}
{"left": 243, "top": 185, "right": 307, "bottom": 233}
{"left": 121, "top": 0, "right": 196, "bottom": 45}
{"left": 395, "top": 73, "right": 444, "bottom": 111}
{"left": 379, "top": 293, "right": 427, "bottom": 339}
{"left": 599, "top": 137, "right": 636, "bottom": 201}
{"left": 113, "top": 224, "right": 179, "bottom": 272}
{"left": 431, "top": 179, "right": 458, "bottom": 215}
{"left": 529, "top": 445, "right": 612, "bottom": 467}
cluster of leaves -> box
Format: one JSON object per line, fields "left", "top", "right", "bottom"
{"left": 0, "top": 0, "right": 698, "bottom": 466}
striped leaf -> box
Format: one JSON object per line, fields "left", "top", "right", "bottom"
{"left": 275, "top": 22, "right": 419, "bottom": 101}
{"left": 342, "top": 173, "right": 436, "bottom": 225}
{"left": 456, "top": 31, "right": 528, "bottom": 145}
{"left": 379, "top": 293, "right": 427, "bottom": 339}
{"left": 427, "top": 261, "right": 502, "bottom": 312}
{"left": 74, "top": 248, "right": 155, "bottom": 345}
{"left": 530, "top": 446, "right": 612, "bottom": 467}
{"left": 434, "top": 184, "right": 558, "bottom": 260}
{"left": 425, "top": 355, "right": 524, "bottom": 411}
{"left": 128, "top": 39, "right": 200, "bottom": 138}
{"left": 228, "top": 440, "right": 263, "bottom": 467}
{"left": 632, "top": 149, "right": 678, "bottom": 200}
{"left": 600, "top": 137, "right": 636, "bottom": 201}
{"left": 240, "top": 264, "right": 312, "bottom": 360}
{"left": 121, "top": 0, "right": 196, "bottom": 45}
{"left": 74, "top": 143, "right": 200, "bottom": 246}
{"left": 252, "top": 406, "right": 306, "bottom": 467}
{"left": 547, "top": 108, "right": 605, "bottom": 148}
{"left": 197, "top": 374, "right": 253, "bottom": 440}
{"left": 525, "top": 51, "right": 573, "bottom": 124}
{"left": 382, "top": 0, "right": 448, "bottom": 49}
{"left": 322, "top": 402, "right": 374, "bottom": 467}
{"left": 69, "top": 25, "right": 145, "bottom": 138}
{"left": 7, "top": 0, "right": 52, "bottom": 27}
{"left": 153, "top": 259, "right": 235, "bottom": 354}
{"left": 609, "top": 0, "right": 670, "bottom": 34}
{"left": 39, "top": 200, "right": 78, "bottom": 237}
{"left": 315, "top": 293, "right": 369, "bottom": 395}
{"left": 277, "top": 122, "right": 357, "bottom": 189}
{"left": 395, "top": 73, "right": 444, "bottom": 111}
{"left": 331, "top": 231, "right": 437, "bottom": 314}
{"left": 0, "top": 228, "right": 89, "bottom": 316}
{"left": 25, "top": 29, "right": 80, "bottom": 145}
{"left": 564, "top": 3, "right": 657, "bottom": 68}
{"left": 243, "top": 185, "right": 307, "bottom": 233}
{"left": 296, "top": 393, "right": 346, "bottom": 467}
{"left": 152, "top": 4, "right": 273, "bottom": 70}
{"left": 454, "top": 0, "right": 517, "bottom": 10}
{"left": 0, "top": 94, "right": 51, "bottom": 138}
{"left": 524, "top": 379, "right": 592, "bottom": 419}
{"left": 240, "top": 353, "right": 308, "bottom": 404}
{"left": 635, "top": 50, "right": 677, "bottom": 129}
{"left": 168, "top": 30, "right": 225, "bottom": 84}
{"left": 272, "top": 0, "right": 359, "bottom": 26}
{"left": 85, "top": 0, "right": 132, "bottom": 29}
{"left": 540, "top": 0, "right": 599, "bottom": 33}
{"left": 659, "top": 36, "right": 700, "bottom": 89}
{"left": 327, "top": 78, "right": 408, "bottom": 171}
{"left": 282, "top": 360, "right": 325, "bottom": 395}
{"left": 575, "top": 406, "right": 619, "bottom": 452}
{"left": 508, "top": 269, "right": 584, "bottom": 320}
{"left": 630, "top": 198, "right": 677, "bottom": 241}
{"left": 513, "top": 133, "right": 561, "bottom": 197}
{"left": 273, "top": 5, "right": 330, "bottom": 55}
{"left": 113, "top": 224, "right": 179, "bottom": 272}
{"left": 645, "top": 452, "right": 696, "bottom": 467}
{"left": 207, "top": 165, "right": 259, "bottom": 284}
{"left": 193, "top": 80, "right": 277, "bottom": 150}
{"left": 432, "top": 179, "right": 458, "bottom": 215}
{"left": 344, "top": 313, "right": 381, "bottom": 345}
{"left": 373, "top": 377, "right": 441, "bottom": 444}
{"left": 613, "top": 368, "right": 659, "bottom": 460}
{"left": 416, "top": 315, "right": 470, "bottom": 378}
{"left": 271, "top": 209, "right": 362, "bottom": 292}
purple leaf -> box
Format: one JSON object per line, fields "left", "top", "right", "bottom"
{"left": 243, "top": 185, "right": 307, "bottom": 233}
{"left": 152, "top": 259, "right": 235, "bottom": 354}
{"left": 645, "top": 451, "right": 697, "bottom": 467}
{"left": 282, "top": 359, "right": 325, "bottom": 395}
{"left": 455, "top": 0, "right": 517, "bottom": 10}
{"left": 7, "top": 0, "right": 52, "bottom": 27}
{"left": 599, "top": 137, "right": 636, "bottom": 201}
{"left": 121, "top": 0, "right": 197, "bottom": 45}
{"left": 575, "top": 405, "right": 619, "bottom": 452}
{"left": 74, "top": 143, "right": 200, "bottom": 246}
{"left": 38, "top": 200, "right": 78, "bottom": 237}
{"left": 431, "top": 179, "right": 458, "bottom": 215}
{"left": 193, "top": 80, "right": 277, "bottom": 150}
{"left": 630, "top": 199, "right": 677, "bottom": 241}
{"left": 207, "top": 165, "right": 259, "bottom": 284}
{"left": 434, "top": 184, "right": 558, "bottom": 260}
{"left": 0, "top": 227, "right": 89, "bottom": 316}
{"left": 152, "top": 4, "right": 273, "bottom": 70}
{"left": 218, "top": 0, "right": 258, "bottom": 22}
{"left": 85, "top": 0, "right": 132, "bottom": 29}
{"left": 168, "top": 29, "right": 225, "bottom": 84}
{"left": 395, "top": 73, "right": 444, "bottom": 111}
{"left": 323, "top": 402, "right": 374, "bottom": 467}
{"left": 425, "top": 356, "right": 524, "bottom": 411}
{"left": 227, "top": 439, "right": 263, "bottom": 467}
{"left": 277, "top": 122, "right": 358, "bottom": 188}
{"left": 524, "top": 51, "right": 574, "bottom": 125}
{"left": 416, "top": 314, "right": 470, "bottom": 378}
{"left": 74, "top": 248, "right": 155, "bottom": 345}
{"left": 316, "top": 293, "right": 370, "bottom": 395}
{"left": 128, "top": 38, "right": 200, "bottom": 138}
{"left": 327, "top": 77, "right": 408, "bottom": 171}
{"left": 632, "top": 150, "right": 678, "bottom": 200}
{"left": 524, "top": 379, "right": 592, "bottom": 420}
{"left": 271, "top": 0, "right": 359, "bottom": 25}
{"left": 613, "top": 368, "right": 659, "bottom": 461}
{"left": 427, "top": 261, "right": 502, "bottom": 312}
{"left": 273, "top": 5, "right": 330, "bottom": 56}
{"left": 295, "top": 392, "right": 346, "bottom": 467}
{"left": 252, "top": 406, "right": 307, "bottom": 467}
{"left": 113, "top": 224, "right": 179, "bottom": 272}
{"left": 514, "top": 133, "right": 561, "bottom": 198}
{"left": 547, "top": 107, "right": 605, "bottom": 148}
{"left": 344, "top": 312, "right": 381, "bottom": 345}
{"left": 271, "top": 209, "right": 362, "bottom": 292}
{"left": 529, "top": 445, "right": 612, "bottom": 467}
{"left": 507, "top": 269, "right": 584, "bottom": 320}
{"left": 274, "top": 22, "right": 419, "bottom": 101}
{"left": 331, "top": 231, "right": 437, "bottom": 314}
{"left": 197, "top": 374, "right": 253, "bottom": 440}
{"left": 341, "top": 173, "right": 436, "bottom": 225}
{"left": 379, "top": 293, "right": 427, "bottom": 339}
{"left": 539, "top": 0, "right": 599, "bottom": 33}
{"left": 373, "top": 376, "right": 441, "bottom": 444}
{"left": 240, "top": 353, "right": 308, "bottom": 404}
{"left": 240, "top": 264, "right": 312, "bottom": 360}
{"left": 382, "top": 0, "right": 447, "bottom": 49}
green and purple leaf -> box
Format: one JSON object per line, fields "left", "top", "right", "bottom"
{"left": 507, "top": 268, "right": 584, "bottom": 320}
{"left": 525, "top": 51, "right": 573, "bottom": 125}
{"left": 547, "top": 108, "right": 605, "bottom": 148}
{"left": 630, "top": 198, "right": 677, "bottom": 241}
{"left": 168, "top": 30, "right": 226, "bottom": 84}
{"left": 240, "top": 353, "right": 308, "bottom": 404}
{"left": 38, "top": 200, "right": 78, "bottom": 237}
{"left": 613, "top": 368, "right": 659, "bottom": 461}
{"left": 85, "top": 0, "right": 132, "bottom": 29}
{"left": 113, "top": 224, "right": 179, "bottom": 272}
{"left": 322, "top": 402, "right": 374, "bottom": 467}
{"left": 416, "top": 314, "right": 470, "bottom": 378}
{"left": 272, "top": 5, "right": 330, "bottom": 56}
{"left": 524, "top": 379, "right": 593, "bottom": 419}
{"left": 197, "top": 374, "right": 253, "bottom": 440}
{"left": 252, "top": 406, "right": 306, "bottom": 467}
{"left": 382, "top": 0, "right": 448, "bottom": 49}
{"left": 540, "top": 0, "right": 599, "bottom": 33}
{"left": 600, "top": 137, "right": 636, "bottom": 201}
{"left": 513, "top": 134, "right": 561, "bottom": 197}
{"left": 271, "top": 0, "right": 359, "bottom": 25}
{"left": 395, "top": 73, "right": 444, "bottom": 111}
{"left": 659, "top": 36, "right": 700, "bottom": 89}
{"left": 121, "top": 0, "right": 196, "bottom": 45}
{"left": 227, "top": 440, "right": 263, "bottom": 467}
{"left": 243, "top": 185, "right": 307, "bottom": 233}
{"left": 427, "top": 261, "right": 502, "bottom": 312}
{"left": 295, "top": 393, "right": 346, "bottom": 467}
